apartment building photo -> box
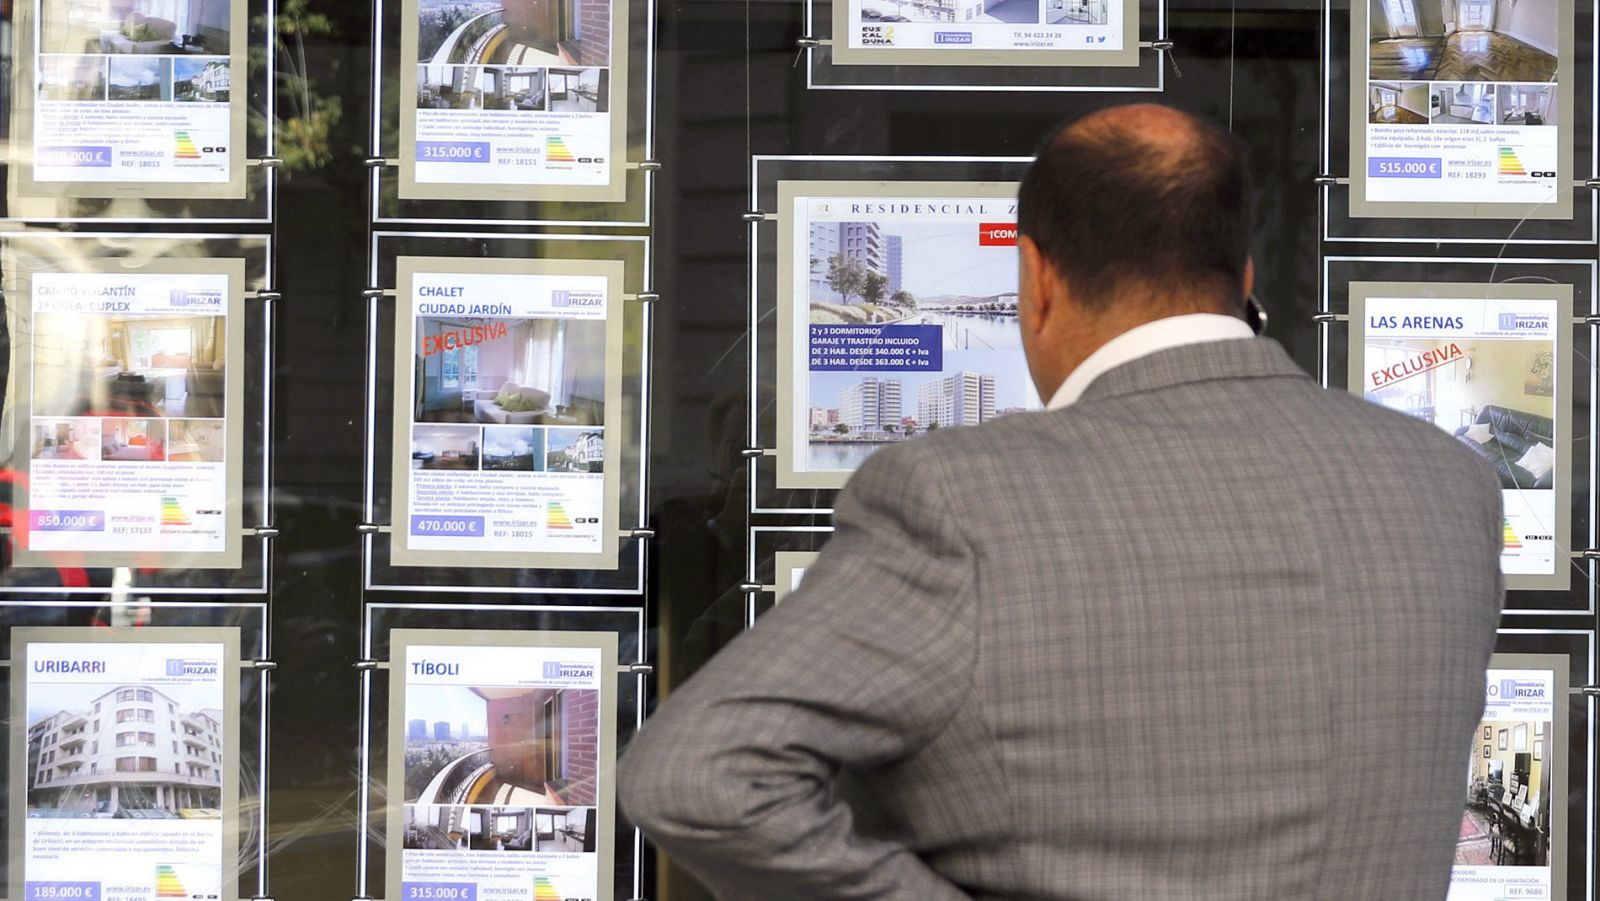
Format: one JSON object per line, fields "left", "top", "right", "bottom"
{"left": 27, "top": 685, "right": 224, "bottom": 817}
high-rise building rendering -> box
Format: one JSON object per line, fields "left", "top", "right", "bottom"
{"left": 408, "top": 719, "right": 426, "bottom": 740}
{"left": 837, "top": 378, "right": 903, "bottom": 432}
{"left": 27, "top": 686, "right": 224, "bottom": 815}
{"left": 917, "top": 372, "right": 996, "bottom": 428}
{"left": 433, "top": 721, "right": 452, "bottom": 740}
{"left": 887, "top": 234, "right": 903, "bottom": 295}
{"left": 808, "top": 222, "right": 888, "bottom": 303}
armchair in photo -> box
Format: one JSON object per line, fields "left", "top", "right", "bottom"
{"left": 474, "top": 382, "right": 553, "bottom": 424}
{"left": 1453, "top": 405, "right": 1555, "bottom": 489}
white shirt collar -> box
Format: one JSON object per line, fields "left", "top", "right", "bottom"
{"left": 1046, "top": 313, "right": 1256, "bottom": 410}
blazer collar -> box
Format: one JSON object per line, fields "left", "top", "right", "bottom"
{"left": 1076, "top": 337, "right": 1312, "bottom": 404}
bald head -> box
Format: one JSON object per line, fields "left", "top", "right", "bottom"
{"left": 1017, "top": 104, "right": 1252, "bottom": 314}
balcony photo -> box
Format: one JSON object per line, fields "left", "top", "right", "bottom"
{"left": 26, "top": 682, "right": 224, "bottom": 818}
{"left": 1369, "top": 0, "right": 1558, "bottom": 82}
{"left": 41, "top": 0, "right": 233, "bottom": 55}
{"left": 33, "top": 312, "right": 226, "bottom": 419}
{"left": 403, "top": 685, "right": 600, "bottom": 808}
{"left": 412, "top": 316, "right": 606, "bottom": 428}
{"left": 418, "top": 0, "right": 610, "bottom": 70}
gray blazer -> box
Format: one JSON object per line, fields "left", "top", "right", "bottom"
{"left": 620, "top": 337, "right": 1505, "bottom": 900}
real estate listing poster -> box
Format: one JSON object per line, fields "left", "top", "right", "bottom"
{"left": 776, "top": 180, "right": 1041, "bottom": 490}
{"left": 398, "top": 0, "right": 629, "bottom": 203}
{"left": 390, "top": 256, "right": 624, "bottom": 570}
{"left": 8, "top": 626, "right": 241, "bottom": 901}
{"left": 10, "top": 0, "right": 249, "bottom": 199}
{"left": 9, "top": 255, "right": 247, "bottom": 570}
{"left": 386, "top": 629, "right": 618, "bottom": 901}
{"left": 1449, "top": 654, "right": 1566, "bottom": 900}
{"left": 1348, "top": 281, "right": 1572, "bottom": 591}
{"left": 1349, "top": 0, "right": 1573, "bottom": 220}
{"left": 830, "top": 0, "right": 1137, "bottom": 67}
{"left": 772, "top": 550, "right": 817, "bottom": 603}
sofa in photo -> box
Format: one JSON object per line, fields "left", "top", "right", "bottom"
{"left": 1453, "top": 405, "right": 1555, "bottom": 489}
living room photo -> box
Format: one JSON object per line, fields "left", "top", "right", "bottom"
{"left": 42, "top": 0, "right": 233, "bottom": 55}
{"left": 1363, "top": 337, "right": 1556, "bottom": 490}
{"left": 32, "top": 312, "right": 227, "bottom": 419}
{"left": 412, "top": 316, "right": 605, "bottom": 428}
{"left": 1369, "top": 81, "right": 1429, "bottom": 124}
{"left": 1369, "top": 0, "right": 1559, "bottom": 82}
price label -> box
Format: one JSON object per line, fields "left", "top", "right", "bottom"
{"left": 401, "top": 883, "right": 476, "bottom": 901}
{"left": 25, "top": 882, "right": 101, "bottom": 901}
{"left": 1368, "top": 156, "right": 1442, "bottom": 179}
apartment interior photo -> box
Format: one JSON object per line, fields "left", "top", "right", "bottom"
{"left": 414, "top": 318, "right": 604, "bottom": 427}
{"left": 535, "top": 807, "right": 596, "bottom": 852}
{"left": 44, "top": 0, "right": 232, "bottom": 55}
{"left": 548, "top": 68, "right": 606, "bottom": 113}
{"left": 1431, "top": 81, "right": 1494, "bottom": 123}
{"left": 1369, "top": 81, "right": 1430, "bottom": 123}
{"left": 101, "top": 418, "right": 165, "bottom": 462}
{"left": 34, "top": 313, "right": 226, "bottom": 419}
{"left": 31, "top": 420, "right": 98, "bottom": 460}
{"left": 1370, "top": 0, "right": 1558, "bottom": 82}
{"left": 1500, "top": 83, "right": 1557, "bottom": 124}
{"left": 1460, "top": 721, "right": 1551, "bottom": 867}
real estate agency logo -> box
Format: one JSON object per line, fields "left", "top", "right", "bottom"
{"left": 541, "top": 660, "right": 597, "bottom": 681}
{"left": 165, "top": 658, "right": 220, "bottom": 677}
{"left": 1488, "top": 679, "right": 1547, "bottom": 701}
{"left": 1496, "top": 311, "right": 1549, "bottom": 331}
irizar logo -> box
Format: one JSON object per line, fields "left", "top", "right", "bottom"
{"left": 1488, "top": 679, "right": 1547, "bottom": 700}
{"left": 934, "top": 31, "right": 972, "bottom": 44}
{"left": 542, "top": 661, "right": 596, "bottom": 680}
{"left": 1496, "top": 312, "right": 1549, "bottom": 331}
{"left": 165, "top": 658, "right": 219, "bottom": 677}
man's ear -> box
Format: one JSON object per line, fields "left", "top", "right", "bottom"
{"left": 1019, "top": 236, "right": 1054, "bottom": 337}
{"left": 1242, "top": 256, "right": 1256, "bottom": 303}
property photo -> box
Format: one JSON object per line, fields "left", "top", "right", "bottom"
{"left": 411, "top": 424, "right": 482, "bottom": 471}
{"left": 534, "top": 806, "right": 597, "bottom": 853}
{"left": 167, "top": 418, "right": 225, "bottom": 462}
{"left": 26, "top": 681, "right": 225, "bottom": 817}
{"left": 41, "top": 0, "right": 233, "bottom": 55}
{"left": 1499, "top": 83, "right": 1559, "bottom": 125}
{"left": 33, "top": 312, "right": 227, "bottom": 419}
{"left": 38, "top": 54, "right": 108, "bottom": 101}
{"left": 412, "top": 316, "right": 606, "bottom": 427}
{"left": 1046, "top": 0, "right": 1108, "bottom": 25}
{"left": 468, "top": 806, "right": 536, "bottom": 851}
{"left": 547, "top": 67, "right": 606, "bottom": 112}
{"left": 1430, "top": 82, "right": 1495, "bottom": 124}
{"left": 100, "top": 417, "right": 166, "bottom": 462}
{"left": 860, "top": 0, "right": 1037, "bottom": 25}
{"left": 1459, "top": 718, "right": 1552, "bottom": 867}
{"left": 417, "top": 0, "right": 611, "bottom": 69}
{"left": 403, "top": 685, "right": 600, "bottom": 808}
{"left": 416, "top": 65, "right": 546, "bottom": 111}
{"left": 31, "top": 419, "right": 100, "bottom": 460}
{"left": 1368, "top": 81, "right": 1429, "bottom": 124}
{"left": 544, "top": 427, "right": 602, "bottom": 473}
{"left": 173, "top": 57, "right": 230, "bottom": 101}
{"left": 107, "top": 56, "right": 170, "bottom": 100}
{"left": 482, "top": 426, "right": 543, "bottom": 471}
{"left": 402, "top": 804, "right": 469, "bottom": 850}
{"left": 1363, "top": 336, "right": 1555, "bottom": 490}
{"left": 1369, "top": 0, "right": 1559, "bottom": 82}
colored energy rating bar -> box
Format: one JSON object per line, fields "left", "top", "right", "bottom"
{"left": 155, "top": 866, "right": 186, "bottom": 898}
{"left": 161, "top": 497, "right": 192, "bottom": 527}
{"left": 1497, "top": 147, "right": 1527, "bottom": 176}
{"left": 175, "top": 132, "right": 202, "bottom": 160}
{"left": 533, "top": 878, "right": 563, "bottom": 901}
{"left": 1502, "top": 520, "right": 1523, "bottom": 550}
{"left": 546, "top": 136, "right": 576, "bottom": 162}
{"left": 547, "top": 501, "right": 573, "bottom": 530}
